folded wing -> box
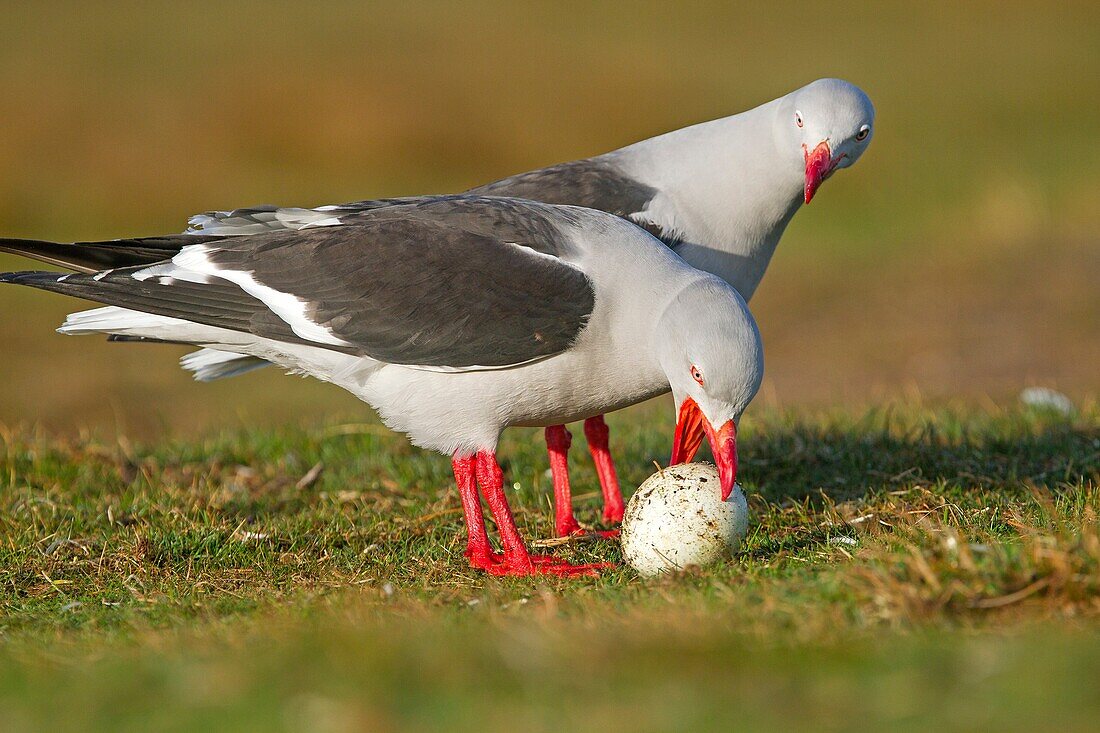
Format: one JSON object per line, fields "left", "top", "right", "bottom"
{"left": 0, "top": 197, "right": 596, "bottom": 369}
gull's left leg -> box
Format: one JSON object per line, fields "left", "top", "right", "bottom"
{"left": 584, "top": 415, "right": 625, "bottom": 526}
{"left": 475, "top": 450, "right": 609, "bottom": 577}
{"left": 546, "top": 425, "right": 584, "bottom": 537}
{"left": 452, "top": 453, "right": 502, "bottom": 571}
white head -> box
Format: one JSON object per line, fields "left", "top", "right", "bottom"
{"left": 774, "top": 78, "right": 876, "bottom": 203}
{"left": 655, "top": 277, "right": 764, "bottom": 499}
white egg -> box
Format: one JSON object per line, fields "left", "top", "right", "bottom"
{"left": 620, "top": 463, "right": 749, "bottom": 576}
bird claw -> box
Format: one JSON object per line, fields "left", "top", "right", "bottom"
{"left": 556, "top": 519, "right": 585, "bottom": 538}
{"left": 530, "top": 560, "right": 613, "bottom": 577}
{"left": 465, "top": 548, "right": 505, "bottom": 571}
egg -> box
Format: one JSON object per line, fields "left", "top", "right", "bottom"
{"left": 620, "top": 463, "right": 748, "bottom": 576}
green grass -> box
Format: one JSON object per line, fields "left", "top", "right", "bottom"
{"left": 0, "top": 3, "right": 1097, "bottom": 729}
{"left": 2, "top": 402, "right": 1098, "bottom": 731}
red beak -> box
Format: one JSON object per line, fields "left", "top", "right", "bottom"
{"left": 803, "top": 140, "right": 845, "bottom": 204}
{"left": 670, "top": 397, "right": 738, "bottom": 500}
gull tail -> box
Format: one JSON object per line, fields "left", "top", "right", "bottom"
{"left": 57, "top": 306, "right": 270, "bottom": 381}
{"left": 56, "top": 305, "right": 187, "bottom": 336}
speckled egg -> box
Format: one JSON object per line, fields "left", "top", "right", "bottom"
{"left": 620, "top": 463, "right": 748, "bottom": 576}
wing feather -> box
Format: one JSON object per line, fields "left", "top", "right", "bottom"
{"left": 1, "top": 197, "right": 596, "bottom": 369}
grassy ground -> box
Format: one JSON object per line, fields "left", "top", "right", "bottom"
{"left": 1, "top": 3, "right": 1097, "bottom": 730}
{"left": 2, "top": 402, "right": 1098, "bottom": 731}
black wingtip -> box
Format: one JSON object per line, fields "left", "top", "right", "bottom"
{"left": 0, "top": 270, "right": 32, "bottom": 284}
{"left": 0, "top": 270, "right": 73, "bottom": 286}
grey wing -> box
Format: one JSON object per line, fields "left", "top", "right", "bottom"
{"left": 0, "top": 200, "right": 434, "bottom": 273}
{"left": 1, "top": 197, "right": 596, "bottom": 369}
{"left": 184, "top": 197, "right": 436, "bottom": 236}
{"left": 183, "top": 157, "right": 680, "bottom": 245}
{"left": 465, "top": 158, "right": 679, "bottom": 245}
{"left": 180, "top": 157, "right": 655, "bottom": 238}
{"left": 465, "top": 158, "right": 656, "bottom": 218}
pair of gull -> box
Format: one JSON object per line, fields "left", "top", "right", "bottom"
{"left": 0, "top": 78, "right": 875, "bottom": 577}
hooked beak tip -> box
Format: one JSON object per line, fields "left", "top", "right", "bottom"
{"left": 708, "top": 419, "right": 738, "bottom": 502}
{"left": 803, "top": 140, "right": 837, "bottom": 205}
{"left": 671, "top": 399, "right": 739, "bottom": 500}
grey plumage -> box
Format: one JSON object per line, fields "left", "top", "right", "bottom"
{"left": 0, "top": 197, "right": 596, "bottom": 369}
{"left": 0, "top": 160, "right": 667, "bottom": 376}
{"left": 468, "top": 158, "right": 677, "bottom": 244}
{"left": 1, "top": 79, "right": 875, "bottom": 385}
{"left": 467, "top": 158, "right": 654, "bottom": 218}
{"left": 186, "top": 159, "right": 674, "bottom": 243}
{"left": 1, "top": 158, "right": 665, "bottom": 277}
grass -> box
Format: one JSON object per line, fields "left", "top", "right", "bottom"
{"left": 0, "top": 3, "right": 1097, "bottom": 729}
{"left": 1, "top": 402, "right": 1098, "bottom": 731}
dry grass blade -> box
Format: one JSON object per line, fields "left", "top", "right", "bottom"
{"left": 970, "top": 577, "right": 1052, "bottom": 609}
{"left": 850, "top": 487, "right": 1100, "bottom": 624}
{"left": 529, "top": 533, "right": 602, "bottom": 549}
{"left": 295, "top": 461, "right": 324, "bottom": 491}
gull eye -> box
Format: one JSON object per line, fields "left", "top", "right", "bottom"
{"left": 690, "top": 365, "right": 705, "bottom": 386}
{"left": 855, "top": 124, "right": 870, "bottom": 141}
{"left": 795, "top": 111, "right": 804, "bottom": 128}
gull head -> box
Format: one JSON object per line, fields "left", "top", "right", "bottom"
{"left": 776, "top": 78, "right": 875, "bottom": 203}
{"left": 655, "top": 277, "right": 764, "bottom": 500}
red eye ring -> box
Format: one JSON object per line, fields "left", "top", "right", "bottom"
{"left": 795, "top": 111, "right": 804, "bottom": 128}
{"left": 690, "top": 365, "right": 705, "bottom": 386}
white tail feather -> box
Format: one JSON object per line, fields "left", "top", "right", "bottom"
{"left": 58, "top": 306, "right": 191, "bottom": 336}
{"left": 180, "top": 349, "right": 270, "bottom": 382}
{"left": 58, "top": 306, "right": 350, "bottom": 386}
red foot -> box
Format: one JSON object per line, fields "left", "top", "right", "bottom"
{"left": 466, "top": 547, "right": 608, "bottom": 576}
{"left": 558, "top": 517, "right": 585, "bottom": 537}
{"left": 455, "top": 450, "right": 613, "bottom": 578}
{"left": 464, "top": 547, "right": 504, "bottom": 571}
{"left": 483, "top": 555, "right": 611, "bottom": 577}
{"left": 602, "top": 504, "right": 625, "bottom": 525}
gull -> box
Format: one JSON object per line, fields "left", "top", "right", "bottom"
{"left": 1, "top": 78, "right": 873, "bottom": 536}
{"left": 0, "top": 196, "right": 764, "bottom": 576}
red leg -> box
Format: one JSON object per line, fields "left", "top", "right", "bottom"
{"left": 546, "top": 425, "right": 584, "bottom": 537}
{"left": 453, "top": 452, "right": 557, "bottom": 572}
{"left": 585, "top": 415, "right": 625, "bottom": 526}
{"left": 474, "top": 450, "right": 609, "bottom": 577}
{"left": 452, "top": 454, "right": 501, "bottom": 571}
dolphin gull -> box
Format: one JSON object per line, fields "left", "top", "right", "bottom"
{"left": 0, "top": 196, "right": 764, "bottom": 577}
{"left": 0, "top": 78, "right": 871, "bottom": 537}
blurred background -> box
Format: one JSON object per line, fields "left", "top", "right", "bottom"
{"left": 0, "top": 1, "right": 1096, "bottom": 436}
